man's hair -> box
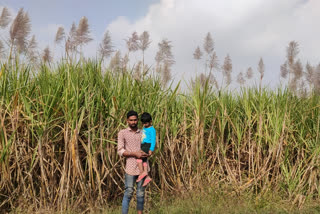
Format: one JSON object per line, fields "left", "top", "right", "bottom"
{"left": 141, "top": 112, "right": 152, "bottom": 123}
{"left": 127, "top": 110, "right": 138, "bottom": 119}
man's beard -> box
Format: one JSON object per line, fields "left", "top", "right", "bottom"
{"left": 129, "top": 124, "right": 137, "bottom": 129}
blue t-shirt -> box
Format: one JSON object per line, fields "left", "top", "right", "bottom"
{"left": 141, "top": 126, "right": 156, "bottom": 151}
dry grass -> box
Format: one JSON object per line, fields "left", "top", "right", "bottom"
{"left": 99, "top": 30, "right": 113, "bottom": 61}
{"left": 0, "top": 7, "right": 11, "bottom": 29}
{"left": 1, "top": 61, "right": 320, "bottom": 212}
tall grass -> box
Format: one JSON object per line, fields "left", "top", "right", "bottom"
{"left": 0, "top": 59, "right": 320, "bottom": 212}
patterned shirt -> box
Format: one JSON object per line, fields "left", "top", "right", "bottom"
{"left": 117, "top": 127, "right": 149, "bottom": 175}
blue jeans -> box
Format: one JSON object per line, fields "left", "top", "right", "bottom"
{"left": 122, "top": 174, "right": 146, "bottom": 214}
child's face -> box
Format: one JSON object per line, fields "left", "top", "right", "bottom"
{"left": 143, "top": 121, "right": 152, "bottom": 128}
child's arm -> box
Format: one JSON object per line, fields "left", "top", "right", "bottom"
{"left": 149, "top": 127, "right": 156, "bottom": 152}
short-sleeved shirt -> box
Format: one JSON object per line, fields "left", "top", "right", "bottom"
{"left": 117, "top": 127, "right": 149, "bottom": 175}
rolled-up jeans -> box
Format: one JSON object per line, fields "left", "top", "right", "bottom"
{"left": 122, "top": 173, "right": 146, "bottom": 214}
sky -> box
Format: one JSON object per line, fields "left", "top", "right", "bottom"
{"left": 1, "top": 0, "right": 319, "bottom": 90}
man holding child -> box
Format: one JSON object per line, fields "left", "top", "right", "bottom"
{"left": 117, "top": 110, "right": 154, "bottom": 214}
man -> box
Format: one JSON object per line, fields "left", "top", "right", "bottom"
{"left": 118, "top": 110, "right": 149, "bottom": 214}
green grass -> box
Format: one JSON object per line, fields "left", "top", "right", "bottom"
{"left": 11, "top": 190, "right": 320, "bottom": 213}
{"left": 96, "top": 190, "right": 320, "bottom": 214}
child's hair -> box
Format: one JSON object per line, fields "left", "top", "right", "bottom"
{"left": 141, "top": 112, "right": 152, "bottom": 123}
{"left": 127, "top": 110, "right": 138, "bottom": 118}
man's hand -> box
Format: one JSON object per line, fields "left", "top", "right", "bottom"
{"left": 148, "top": 150, "right": 153, "bottom": 156}
{"left": 134, "top": 150, "right": 148, "bottom": 159}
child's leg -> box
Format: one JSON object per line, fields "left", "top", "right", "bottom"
{"left": 141, "top": 153, "right": 152, "bottom": 186}
{"left": 137, "top": 143, "right": 151, "bottom": 183}
{"left": 142, "top": 159, "right": 152, "bottom": 187}
{"left": 143, "top": 161, "right": 148, "bottom": 174}
{"left": 141, "top": 143, "right": 151, "bottom": 175}
{"left": 137, "top": 159, "right": 143, "bottom": 174}
{"left": 136, "top": 158, "right": 148, "bottom": 182}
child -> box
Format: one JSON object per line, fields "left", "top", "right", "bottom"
{"left": 136, "top": 112, "right": 156, "bottom": 186}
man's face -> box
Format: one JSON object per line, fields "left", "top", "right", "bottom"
{"left": 127, "top": 115, "right": 138, "bottom": 129}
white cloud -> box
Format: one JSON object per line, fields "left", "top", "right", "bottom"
{"left": 106, "top": 0, "right": 320, "bottom": 89}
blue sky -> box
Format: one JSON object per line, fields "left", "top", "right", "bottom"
{"left": 1, "top": 0, "right": 319, "bottom": 90}
{"left": 1, "top": 0, "right": 159, "bottom": 37}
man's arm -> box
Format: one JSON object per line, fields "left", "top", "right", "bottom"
{"left": 117, "top": 130, "right": 126, "bottom": 156}
{"left": 123, "top": 150, "right": 148, "bottom": 158}
{"left": 117, "top": 131, "right": 148, "bottom": 158}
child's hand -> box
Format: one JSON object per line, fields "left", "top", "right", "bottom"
{"left": 148, "top": 150, "right": 153, "bottom": 156}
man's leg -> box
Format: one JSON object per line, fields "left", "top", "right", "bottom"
{"left": 136, "top": 177, "right": 147, "bottom": 213}
{"left": 122, "top": 174, "right": 136, "bottom": 214}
